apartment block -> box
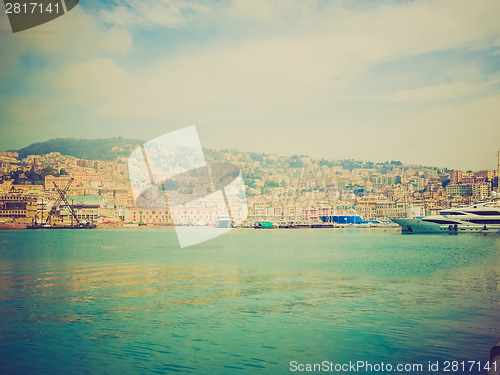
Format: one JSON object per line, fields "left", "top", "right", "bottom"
{"left": 446, "top": 184, "right": 472, "bottom": 197}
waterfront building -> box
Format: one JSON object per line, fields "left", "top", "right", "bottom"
{"left": 375, "top": 200, "right": 408, "bottom": 219}
{"left": 0, "top": 188, "right": 37, "bottom": 221}
{"left": 170, "top": 206, "right": 220, "bottom": 226}
{"left": 450, "top": 170, "right": 473, "bottom": 184}
{"left": 127, "top": 208, "right": 173, "bottom": 225}
{"left": 8, "top": 185, "right": 44, "bottom": 193}
{"left": 70, "top": 172, "right": 100, "bottom": 186}
{"left": 474, "top": 170, "right": 495, "bottom": 181}
{"left": 302, "top": 205, "right": 320, "bottom": 222}
{"left": 283, "top": 204, "right": 302, "bottom": 223}
{"left": 472, "top": 182, "right": 491, "bottom": 199}
{"left": 44, "top": 175, "right": 72, "bottom": 190}
{"left": 250, "top": 202, "right": 273, "bottom": 223}
{"left": 446, "top": 184, "right": 472, "bottom": 197}
{"left": 356, "top": 197, "right": 377, "bottom": 221}
{"left": 53, "top": 195, "right": 103, "bottom": 224}
{"left": 1, "top": 146, "right": 497, "bottom": 225}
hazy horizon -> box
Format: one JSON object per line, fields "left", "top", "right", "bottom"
{"left": 6, "top": 135, "right": 498, "bottom": 172}
{"left": 1, "top": 0, "right": 499, "bottom": 171}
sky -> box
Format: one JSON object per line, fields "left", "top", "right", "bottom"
{"left": 0, "top": 0, "right": 499, "bottom": 170}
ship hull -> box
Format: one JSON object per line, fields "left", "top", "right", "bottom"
{"left": 393, "top": 218, "right": 500, "bottom": 234}
{"left": 28, "top": 223, "right": 97, "bottom": 229}
{"left": 0, "top": 224, "right": 28, "bottom": 230}
{"left": 215, "top": 220, "right": 232, "bottom": 229}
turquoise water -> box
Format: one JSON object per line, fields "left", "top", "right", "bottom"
{"left": 0, "top": 228, "right": 499, "bottom": 374}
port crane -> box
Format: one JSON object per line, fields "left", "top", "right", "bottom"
{"left": 30, "top": 178, "right": 96, "bottom": 229}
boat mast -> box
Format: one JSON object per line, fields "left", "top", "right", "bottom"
{"left": 38, "top": 198, "right": 43, "bottom": 226}
{"left": 497, "top": 150, "right": 500, "bottom": 193}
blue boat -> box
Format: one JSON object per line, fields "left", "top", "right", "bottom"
{"left": 319, "top": 215, "right": 367, "bottom": 224}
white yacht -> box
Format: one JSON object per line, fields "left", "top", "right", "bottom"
{"left": 393, "top": 198, "right": 500, "bottom": 234}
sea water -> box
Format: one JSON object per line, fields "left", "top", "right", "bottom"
{"left": 0, "top": 228, "right": 499, "bottom": 374}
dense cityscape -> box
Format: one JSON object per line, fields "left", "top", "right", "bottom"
{"left": 0, "top": 145, "right": 498, "bottom": 229}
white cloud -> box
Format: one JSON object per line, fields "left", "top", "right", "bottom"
{"left": 99, "top": 0, "right": 211, "bottom": 29}
{"left": 0, "top": 7, "right": 132, "bottom": 81}
{"left": 50, "top": 58, "right": 136, "bottom": 103}
{"left": 227, "top": 0, "right": 272, "bottom": 20}
{"left": 30, "top": 10, "right": 131, "bottom": 56}
{"left": 384, "top": 82, "right": 485, "bottom": 103}
{"left": 1, "top": 95, "right": 61, "bottom": 123}
{"left": 39, "top": 0, "right": 500, "bottom": 119}
{"left": 2, "top": 0, "right": 500, "bottom": 169}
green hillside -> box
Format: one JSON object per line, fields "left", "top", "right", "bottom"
{"left": 17, "top": 137, "right": 144, "bottom": 161}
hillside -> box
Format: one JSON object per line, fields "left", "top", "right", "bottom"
{"left": 14, "top": 137, "right": 446, "bottom": 177}
{"left": 17, "top": 137, "right": 143, "bottom": 161}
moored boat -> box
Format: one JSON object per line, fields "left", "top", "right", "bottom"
{"left": 255, "top": 221, "right": 273, "bottom": 229}
{"left": 393, "top": 198, "right": 500, "bottom": 234}
{"left": 28, "top": 222, "right": 97, "bottom": 229}
{"left": 215, "top": 213, "right": 232, "bottom": 228}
